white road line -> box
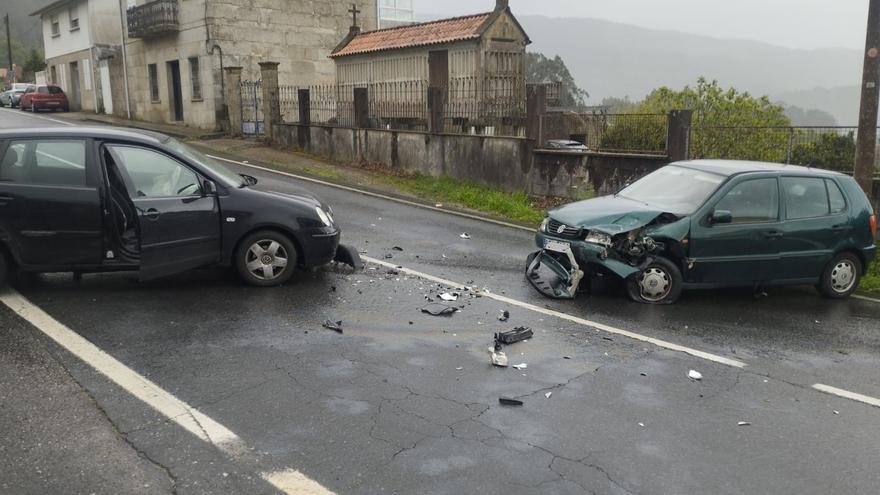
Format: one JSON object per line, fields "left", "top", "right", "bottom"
{"left": 853, "top": 294, "right": 880, "bottom": 304}
{"left": 204, "top": 153, "right": 534, "bottom": 232}
{"left": 0, "top": 289, "right": 333, "bottom": 495}
{"left": 813, "top": 384, "right": 880, "bottom": 409}
{"left": 0, "top": 107, "right": 77, "bottom": 126}
{"left": 362, "top": 256, "right": 748, "bottom": 369}
{"left": 262, "top": 470, "right": 334, "bottom": 495}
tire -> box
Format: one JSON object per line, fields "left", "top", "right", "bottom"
{"left": 818, "top": 252, "right": 862, "bottom": 299}
{"left": 626, "top": 257, "right": 683, "bottom": 305}
{"left": 235, "top": 230, "right": 298, "bottom": 287}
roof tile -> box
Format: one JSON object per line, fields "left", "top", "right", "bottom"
{"left": 332, "top": 13, "right": 492, "bottom": 58}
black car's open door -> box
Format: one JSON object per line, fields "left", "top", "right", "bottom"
{"left": 104, "top": 144, "right": 221, "bottom": 281}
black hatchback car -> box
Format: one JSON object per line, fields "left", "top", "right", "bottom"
{"left": 0, "top": 128, "right": 359, "bottom": 286}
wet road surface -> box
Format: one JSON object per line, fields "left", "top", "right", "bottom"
{"left": 2, "top": 109, "right": 879, "bottom": 494}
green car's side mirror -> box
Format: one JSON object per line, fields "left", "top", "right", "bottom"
{"left": 711, "top": 210, "right": 733, "bottom": 225}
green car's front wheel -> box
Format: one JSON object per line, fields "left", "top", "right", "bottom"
{"left": 627, "top": 257, "right": 683, "bottom": 305}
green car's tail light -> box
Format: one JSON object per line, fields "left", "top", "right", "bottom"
{"left": 870, "top": 214, "right": 877, "bottom": 237}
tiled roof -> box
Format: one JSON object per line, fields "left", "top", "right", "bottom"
{"left": 332, "top": 13, "right": 493, "bottom": 58}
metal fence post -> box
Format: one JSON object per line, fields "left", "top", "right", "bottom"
{"left": 666, "top": 110, "right": 693, "bottom": 161}
{"left": 786, "top": 127, "right": 794, "bottom": 164}
{"left": 298, "top": 89, "right": 310, "bottom": 125}
{"left": 427, "top": 86, "right": 445, "bottom": 134}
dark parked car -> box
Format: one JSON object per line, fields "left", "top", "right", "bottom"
{"left": 0, "top": 128, "right": 360, "bottom": 286}
{"left": 528, "top": 160, "right": 877, "bottom": 304}
{"left": 19, "top": 85, "right": 69, "bottom": 112}
{"left": 0, "top": 83, "right": 32, "bottom": 108}
{"left": 545, "top": 139, "right": 589, "bottom": 151}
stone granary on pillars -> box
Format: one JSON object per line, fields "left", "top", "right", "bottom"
{"left": 330, "top": 0, "right": 530, "bottom": 135}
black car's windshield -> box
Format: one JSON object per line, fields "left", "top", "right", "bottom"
{"left": 617, "top": 165, "right": 725, "bottom": 214}
{"left": 164, "top": 138, "right": 246, "bottom": 188}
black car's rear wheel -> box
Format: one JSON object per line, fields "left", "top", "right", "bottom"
{"left": 818, "top": 252, "right": 861, "bottom": 299}
{"left": 235, "top": 231, "right": 298, "bottom": 287}
{"left": 627, "top": 257, "right": 683, "bottom": 304}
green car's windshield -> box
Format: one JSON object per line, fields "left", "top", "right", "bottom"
{"left": 164, "top": 138, "right": 246, "bottom": 188}
{"left": 617, "top": 165, "right": 725, "bottom": 214}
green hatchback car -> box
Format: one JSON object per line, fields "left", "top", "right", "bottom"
{"left": 528, "top": 160, "right": 877, "bottom": 304}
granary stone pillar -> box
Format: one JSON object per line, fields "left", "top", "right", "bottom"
{"left": 526, "top": 84, "right": 547, "bottom": 144}
{"left": 224, "top": 66, "right": 243, "bottom": 137}
{"left": 259, "top": 61, "right": 281, "bottom": 142}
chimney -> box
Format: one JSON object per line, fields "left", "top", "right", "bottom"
{"left": 495, "top": 0, "right": 509, "bottom": 11}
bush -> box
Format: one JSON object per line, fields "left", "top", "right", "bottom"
{"left": 790, "top": 132, "right": 856, "bottom": 172}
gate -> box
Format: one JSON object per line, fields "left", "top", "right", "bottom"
{"left": 240, "top": 80, "right": 264, "bottom": 135}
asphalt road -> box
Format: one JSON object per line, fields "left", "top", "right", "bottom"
{"left": 2, "top": 108, "right": 880, "bottom": 495}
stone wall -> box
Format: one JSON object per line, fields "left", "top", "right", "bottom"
{"left": 272, "top": 123, "right": 670, "bottom": 199}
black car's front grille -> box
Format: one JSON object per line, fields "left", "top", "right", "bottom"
{"left": 547, "top": 219, "right": 583, "bottom": 239}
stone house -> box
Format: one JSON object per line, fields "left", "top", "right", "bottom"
{"left": 331, "top": 0, "right": 530, "bottom": 132}
{"left": 31, "top": 0, "right": 123, "bottom": 113}
{"left": 121, "top": 0, "right": 378, "bottom": 129}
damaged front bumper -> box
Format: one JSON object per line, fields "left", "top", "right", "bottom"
{"left": 526, "top": 232, "right": 644, "bottom": 299}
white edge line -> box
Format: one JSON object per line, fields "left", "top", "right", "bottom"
{"left": 813, "top": 384, "right": 880, "bottom": 408}
{"left": 204, "top": 153, "right": 534, "bottom": 232}
{"left": 853, "top": 294, "right": 880, "bottom": 304}
{"left": 262, "top": 470, "right": 334, "bottom": 495}
{"left": 0, "top": 106, "right": 77, "bottom": 127}
{"left": 362, "top": 255, "right": 747, "bottom": 369}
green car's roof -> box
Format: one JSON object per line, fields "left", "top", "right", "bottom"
{"left": 671, "top": 159, "right": 846, "bottom": 178}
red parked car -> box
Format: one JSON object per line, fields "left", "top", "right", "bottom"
{"left": 19, "top": 85, "right": 69, "bottom": 112}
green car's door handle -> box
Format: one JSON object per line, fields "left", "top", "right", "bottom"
{"left": 831, "top": 224, "right": 852, "bottom": 232}
{"left": 763, "top": 230, "right": 784, "bottom": 239}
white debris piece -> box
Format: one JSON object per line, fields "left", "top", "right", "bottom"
{"left": 489, "top": 347, "right": 509, "bottom": 367}
{"left": 460, "top": 233, "right": 471, "bottom": 239}
{"left": 512, "top": 363, "right": 528, "bottom": 370}
{"left": 544, "top": 392, "right": 553, "bottom": 399}
{"left": 688, "top": 370, "right": 703, "bottom": 381}
{"left": 439, "top": 292, "right": 459, "bottom": 302}
{"left": 638, "top": 423, "right": 645, "bottom": 428}
{"left": 737, "top": 422, "right": 751, "bottom": 426}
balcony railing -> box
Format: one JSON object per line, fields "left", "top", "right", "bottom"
{"left": 127, "top": 0, "right": 179, "bottom": 39}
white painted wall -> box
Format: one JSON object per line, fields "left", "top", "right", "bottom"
{"left": 42, "top": 0, "right": 92, "bottom": 60}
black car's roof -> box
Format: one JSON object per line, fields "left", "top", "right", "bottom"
{"left": 0, "top": 126, "right": 170, "bottom": 145}
{"left": 672, "top": 159, "right": 845, "bottom": 178}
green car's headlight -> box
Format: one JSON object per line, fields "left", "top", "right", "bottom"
{"left": 540, "top": 217, "right": 550, "bottom": 233}
{"left": 584, "top": 231, "right": 612, "bottom": 246}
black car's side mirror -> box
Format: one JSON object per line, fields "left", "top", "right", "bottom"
{"left": 711, "top": 210, "right": 733, "bottom": 225}
{"left": 203, "top": 179, "right": 217, "bottom": 196}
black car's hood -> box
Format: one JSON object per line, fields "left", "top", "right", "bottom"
{"left": 248, "top": 180, "right": 325, "bottom": 210}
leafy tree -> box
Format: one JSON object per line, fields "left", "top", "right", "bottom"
{"left": 22, "top": 49, "right": 45, "bottom": 75}
{"left": 525, "top": 52, "right": 588, "bottom": 108}
{"left": 601, "top": 78, "right": 792, "bottom": 161}
{"left": 790, "top": 132, "right": 856, "bottom": 171}
{"left": 782, "top": 104, "right": 838, "bottom": 126}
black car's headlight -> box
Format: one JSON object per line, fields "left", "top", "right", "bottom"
{"left": 315, "top": 207, "right": 334, "bottom": 227}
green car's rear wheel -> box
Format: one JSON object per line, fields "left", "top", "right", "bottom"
{"left": 627, "top": 257, "right": 683, "bottom": 305}
{"left": 818, "top": 252, "right": 861, "bottom": 299}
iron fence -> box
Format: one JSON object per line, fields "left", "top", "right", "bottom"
{"left": 561, "top": 113, "right": 668, "bottom": 155}
{"left": 367, "top": 81, "right": 429, "bottom": 132}
{"left": 690, "top": 126, "right": 880, "bottom": 172}
{"left": 240, "top": 80, "right": 263, "bottom": 135}
{"left": 442, "top": 86, "right": 527, "bottom": 137}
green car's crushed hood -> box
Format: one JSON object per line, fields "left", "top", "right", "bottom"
{"left": 549, "top": 195, "right": 670, "bottom": 235}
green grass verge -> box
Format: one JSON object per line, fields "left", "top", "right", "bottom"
{"left": 861, "top": 243, "right": 880, "bottom": 293}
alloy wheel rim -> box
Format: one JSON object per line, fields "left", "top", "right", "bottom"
{"left": 830, "top": 261, "right": 856, "bottom": 294}
{"left": 638, "top": 267, "right": 671, "bottom": 302}
{"left": 246, "top": 240, "right": 289, "bottom": 281}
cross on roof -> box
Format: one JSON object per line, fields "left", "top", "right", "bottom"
{"left": 349, "top": 3, "right": 361, "bottom": 28}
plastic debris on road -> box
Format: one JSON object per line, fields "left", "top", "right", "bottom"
{"left": 322, "top": 320, "right": 343, "bottom": 333}
{"left": 495, "top": 327, "right": 533, "bottom": 346}
{"left": 688, "top": 370, "right": 703, "bottom": 381}
{"left": 392, "top": 246, "right": 404, "bottom": 252}
{"left": 498, "top": 310, "right": 510, "bottom": 322}
{"left": 421, "top": 303, "right": 457, "bottom": 317}
{"left": 439, "top": 292, "right": 460, "bottom": 302}
{"left": 459, "top": 233, "right": 471, "bottom": 239}
{"left": 544, "top": 392, "right": 552, "bottom": 399}
{"left": 512, "top": 363, "right": 528, "bottom": 370}
{"left": 499, "top": 397, "right": 523, "bottom": 406}
{"left": 737, "top": 422, "right": 751, "bottom": 426}
{"left": 489, "top": 346, "right": 509, "bottom": 367}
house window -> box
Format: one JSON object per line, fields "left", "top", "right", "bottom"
{"left": 188, "top": 57, "right": 201, "bottom": 100}
{"left": 148, "top": 64, "right": 159, "bottom": 102}
{"left": 69, "top": 5, "right": 79, "bottom": 31}
{"left": 50, "top": 15, "right": 60, "bottom": 37}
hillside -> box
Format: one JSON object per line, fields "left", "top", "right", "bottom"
{"left": 518, "top": 15, "right": 864, "bottom": 124}
{"left": 0, "top": 0, "right": 49, "bottom": 66}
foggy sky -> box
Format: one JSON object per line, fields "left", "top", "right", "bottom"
{"left": 413, "top": 0, "right": 869, "bottom": 50}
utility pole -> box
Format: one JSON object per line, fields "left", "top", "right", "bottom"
{"left": 4, "top": 14, "right": 13, "bottom": 84}
{"left": 855, "top": 0, "right": 880, "bottom": 196}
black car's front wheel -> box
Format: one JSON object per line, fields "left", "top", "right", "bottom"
{"left": 627, "top": 257, "right": 683, "bottom": 304}
{"left": 0, "top": 250, "right": 9, "bottom": 287}
{"left": 818, "top": 252, "right": 862, "bottom": 299}
{"left": 235, "top": 231, "right": 298, "bottom": 287}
